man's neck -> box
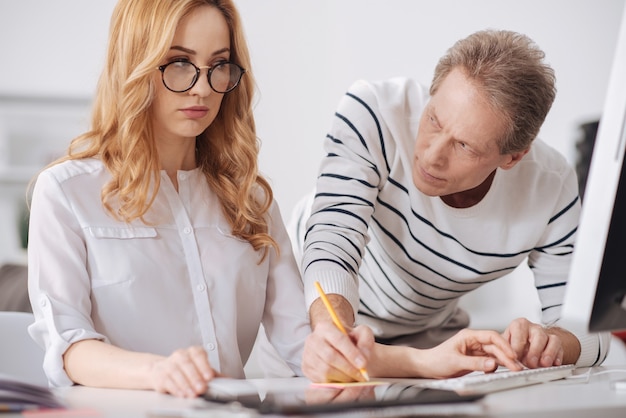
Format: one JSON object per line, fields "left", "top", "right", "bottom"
{"left": 440, "top": 170, "right": 497, "bottom": 208}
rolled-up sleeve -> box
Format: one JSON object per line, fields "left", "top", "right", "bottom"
{"left": 27, "top": 170, "right": 106, "bottom": 387}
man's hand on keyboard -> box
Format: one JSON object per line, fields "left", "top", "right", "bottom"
{"left": 502, "top": 317, "right": 581, "bottom": 368}
{"left": 419, "top": 329, "right": 524, "bottom": 379}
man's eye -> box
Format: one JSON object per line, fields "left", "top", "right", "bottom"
{"left": 458, "top": 142, "right": 476, "bottom": 155}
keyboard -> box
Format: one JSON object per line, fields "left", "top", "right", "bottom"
{"left": 419, "top": 364, "right": 575, "bottom": 394}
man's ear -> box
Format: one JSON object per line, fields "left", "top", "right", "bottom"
{"left": 500, "top": 148, "right": 530, "bottom": 170}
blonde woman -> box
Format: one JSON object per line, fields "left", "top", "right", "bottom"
{"left": 27, "top": 0, "right": 309, "bottom": 398}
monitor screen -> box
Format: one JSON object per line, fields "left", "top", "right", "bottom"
{"left": 561, "top": 7, "right": 626, "bottom": 334}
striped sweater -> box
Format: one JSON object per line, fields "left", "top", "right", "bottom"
{"left": 293, "top": 77, "right": 607, "bottom": 366}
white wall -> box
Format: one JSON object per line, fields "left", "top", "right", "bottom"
{"left": 0, "top": 0, "right": 623, "bottom": 214}
{"left": 241, "top": 0, "right": 625, "bottom": 216}
{"left": 1, "top": 0, "right": 625, "bottom": 327}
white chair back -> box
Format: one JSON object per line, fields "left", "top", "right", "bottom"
{"left": 0, "top": 311, "right": 47, "bottom": 386}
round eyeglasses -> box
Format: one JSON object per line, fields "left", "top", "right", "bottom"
{"left": 157, "top": 60, "right": 245, "bottom": 94}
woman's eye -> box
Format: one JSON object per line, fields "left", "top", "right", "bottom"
{"left": 210, "top": 60, "right": 230, "bottom": 70}
{"left": 168, "top": 57, "right": 190, "bottom": 65}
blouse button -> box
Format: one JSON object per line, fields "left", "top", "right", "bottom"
{"left": 197, "top": 284, "right": 206, "bottom": 292}
{"left": 206, "top": 343, "right": 216, "bottom": 351}
{"left": 183, "top": 227, "right": 191, "bottom": 234}
{"left": 40, "top": 299, "right": 47, "bottom": 307}
{"left": 179, "top": 173, "right": 187, "bottom": 181}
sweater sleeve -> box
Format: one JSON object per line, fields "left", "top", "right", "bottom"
{"left": 528, "top": 156, "right": 609, "bottom": 366}
{"left": 301, "top": 80, "right": 396, "bottom": 315}
{"left": 527, "top": 161, "right": 580, "bottom": 326}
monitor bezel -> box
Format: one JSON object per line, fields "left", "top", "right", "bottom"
{"left": 561, "top": 7, "right": 626, "bottom": 334}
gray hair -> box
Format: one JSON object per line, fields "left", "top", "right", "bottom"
{"left": 430, "top": 30, "right": 556, "bottom": 153}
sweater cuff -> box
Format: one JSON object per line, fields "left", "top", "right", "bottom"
{"left": 304, "top": 270, "right": 359, "bottom": 320}
{"left": 572, "top": 331, "right": 611, "bottom": 367}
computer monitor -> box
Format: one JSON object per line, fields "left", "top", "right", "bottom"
{"left": 561, "top": 7, "right": 626, "bottom": 334}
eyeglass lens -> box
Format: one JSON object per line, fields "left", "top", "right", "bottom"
{"left": 161, "top": 61, "right": 243, "bottom": 93}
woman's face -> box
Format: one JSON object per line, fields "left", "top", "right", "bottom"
{"left": 151, "top": 6, "right": 231, "bottom": 144}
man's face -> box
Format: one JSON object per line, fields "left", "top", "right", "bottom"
{"left": 412, "top": 68, "right": 525, "bottom": 206}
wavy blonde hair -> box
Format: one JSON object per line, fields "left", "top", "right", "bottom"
{"left": 51, "top": 0, "right": 277, "bottom": 259}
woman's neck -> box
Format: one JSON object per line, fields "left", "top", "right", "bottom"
{"left": 158, "top": 138, "right": 197, "bottom": 191}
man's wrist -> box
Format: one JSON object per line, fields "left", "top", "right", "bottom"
{"left": 546, "top": 326, "right": 581, "bottom": 364}
{"left": 309, "top": 294, "right": 354, "bottom": 329}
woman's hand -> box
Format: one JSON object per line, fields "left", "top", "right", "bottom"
{"left": 151, "top": 345, "right": 220, "bottom": 398}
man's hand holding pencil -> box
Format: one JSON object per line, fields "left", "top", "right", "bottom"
{"left": 301, "top": 282, "right": 375, "bottom": 383}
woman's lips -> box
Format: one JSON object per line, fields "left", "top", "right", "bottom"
{"left": 181, "top": 106, "right": 208, "bottom": 119}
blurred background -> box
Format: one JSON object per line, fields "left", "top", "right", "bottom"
{"left": 0, "top": 0, "right": 624, "bottom": 333}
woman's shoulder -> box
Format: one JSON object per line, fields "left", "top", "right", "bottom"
{"left": 42, "top": 158, "right": 104, "bottom": 179}
{"left": 38, "top": 158, "right": 105, "bottom": 184}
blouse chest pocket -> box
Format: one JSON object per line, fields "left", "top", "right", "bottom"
{"left": 86, "top": 226, "right": 158, "bottom": 288}
{"left": 88, "top": 226, "right": 158, "bottom": 240}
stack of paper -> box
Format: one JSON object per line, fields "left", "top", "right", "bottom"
{"left": 0, "top": 374, "right": 63, "bottom": 412}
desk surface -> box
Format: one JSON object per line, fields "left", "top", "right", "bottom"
{"left": 10, "top": 366, "right": 626, "bottom": 418}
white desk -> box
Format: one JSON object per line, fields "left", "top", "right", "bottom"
{"left": 8, "top": 366, "right": 626, "bottom": 417}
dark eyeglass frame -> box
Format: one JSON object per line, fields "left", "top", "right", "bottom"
{"left": 157, "top": 59, "right": 246, "bottom": 94}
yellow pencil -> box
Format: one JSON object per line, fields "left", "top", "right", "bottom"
{"left": 314, "top": 281, "right": 370, "bottom": 381}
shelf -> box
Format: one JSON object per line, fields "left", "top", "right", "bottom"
{"left": 0, "top": 95, "right": 91, "bottom": 189}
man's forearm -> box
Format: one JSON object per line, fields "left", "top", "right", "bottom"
{"left": 309, "top": 293, "right": 354, "bottom": 329}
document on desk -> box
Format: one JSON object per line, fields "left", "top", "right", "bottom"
{"left": 0, "top": 373, "right": 64, "bottom": 411}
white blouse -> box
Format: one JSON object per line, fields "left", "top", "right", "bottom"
{"left": 27, "top": 158, "right": 310, "bottom": 386}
